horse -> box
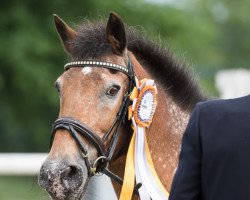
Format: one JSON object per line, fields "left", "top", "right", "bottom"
{"left": 38, "top": 12, "right": 205, "bottom": 200}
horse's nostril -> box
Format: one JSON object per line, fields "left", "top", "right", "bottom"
{"left": 61, "top": 166, "right": 79, "bottom": 179}
{"left": 39, "top": 162, "right": 85, "bottom": 195}
{"left": 61, "top": 165, "right": 83, "bottom": 190}
{"left": 61, "top": 166, "right": 72, "bottom": 177}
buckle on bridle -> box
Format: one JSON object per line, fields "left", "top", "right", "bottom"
{"left": 91, "top": 156, "right": 109, "bottom": 175}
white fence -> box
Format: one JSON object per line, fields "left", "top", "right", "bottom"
{"left": 0, "top": 153, "right": 47, "bottom": 175}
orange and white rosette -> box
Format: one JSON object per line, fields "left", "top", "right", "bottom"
{"left": 119, "top": 78, "right": 169, "bottom": 200}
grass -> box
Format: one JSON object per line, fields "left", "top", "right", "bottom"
{"left": 0, "top": 176, "right": 50, "bottom": 200}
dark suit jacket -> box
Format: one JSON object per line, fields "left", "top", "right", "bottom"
{"left": 169, "top": 95, "right": 250, "bottom": 200}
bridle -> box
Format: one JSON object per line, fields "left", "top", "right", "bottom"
{"left": 50, "top": 57, "right": 136, "bottom": 187}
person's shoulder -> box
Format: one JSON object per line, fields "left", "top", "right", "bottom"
{"left": 196, "top": 94, "right": 250, "bottom": 115}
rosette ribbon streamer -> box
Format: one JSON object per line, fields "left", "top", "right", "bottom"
{"left": 119, "top": 78, "right": 169, "bottom": 200}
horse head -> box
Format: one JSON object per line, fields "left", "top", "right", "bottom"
{"left": 39, "top": 13, "right": 133, "bottom": 200}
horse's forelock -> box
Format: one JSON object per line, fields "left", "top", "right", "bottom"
{"left": 70, "top": 21, "right": 112, "bottom": 60}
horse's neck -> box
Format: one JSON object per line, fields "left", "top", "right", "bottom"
{"left": 109, "top": 53, "right": 190, "bottom": 196}
{"left": 147, "top": 84, "right": 189, "bottom": 191}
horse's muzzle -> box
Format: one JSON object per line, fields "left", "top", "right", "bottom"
{"left": 39, "top": 159, "right": 88, "bottom": 200}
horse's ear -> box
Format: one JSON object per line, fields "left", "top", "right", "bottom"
{"left": 106, "top": 12, "right": 126, "bottom": 55}
{"left": 53, "top": 14, "right": 76, "bottom": 54}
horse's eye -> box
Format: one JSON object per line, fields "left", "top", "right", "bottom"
{"left": 106, "top": 85, "right": 120, "bottom": 97}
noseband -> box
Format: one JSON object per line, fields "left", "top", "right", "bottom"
{"left": 50, "top": 57, "right": 135, "bottom": 186}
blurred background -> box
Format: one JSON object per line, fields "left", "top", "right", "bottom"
{"left": 0, "top": 0, "right": 250, "bottom": 199}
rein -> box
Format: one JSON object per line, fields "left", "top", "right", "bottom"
{"left": 50, "top": 57, "right": 136, "bottom": 186}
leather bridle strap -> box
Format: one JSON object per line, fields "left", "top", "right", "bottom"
{"left": 51, "top": 118, "right": 106, "bottom": 176}
{"left": 50, "top": 95, "right": 129, "bottom": 177}
{"left": 52, "top": 118, "right": 105, "bottom": 156}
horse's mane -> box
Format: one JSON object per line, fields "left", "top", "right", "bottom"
{"left": 70, "top": 20, "right": 206, "bottom": 111}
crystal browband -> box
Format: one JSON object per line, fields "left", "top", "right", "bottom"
{"left": 64, "top": 60, "right": 131, "bottom": 77}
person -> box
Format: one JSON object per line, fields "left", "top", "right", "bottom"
{"left": 169, "top": 95, "right": 250, "bottom": 200}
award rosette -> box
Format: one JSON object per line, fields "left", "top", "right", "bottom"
{"left": 119, "top": 78, "right": 169, "bottom": 200}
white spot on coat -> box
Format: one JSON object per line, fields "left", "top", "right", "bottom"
{"left": 82, "top": 67, "right": 92, "bottom": 75}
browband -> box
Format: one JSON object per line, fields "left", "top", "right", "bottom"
{"left": 64, "top": 60, "right": 134, "bottom": 80}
